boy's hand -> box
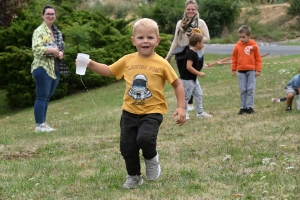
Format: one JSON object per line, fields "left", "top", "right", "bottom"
{"left": 199, "top": 72, "right": 205, "bottom": 78}
{"left": 171, "top": 107, "right": 186, "bottom": 126}
{"left": 255, "top": 71, "right": 260, "bottom": 76}
{"left": 232, "top": 71, "right": 236, "bottom": 76}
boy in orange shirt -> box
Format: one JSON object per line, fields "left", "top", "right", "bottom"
{"left": 231, "top": 25, "right": 262, "bottom": 114}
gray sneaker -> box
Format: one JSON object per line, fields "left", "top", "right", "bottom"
{"left": 196, "top": 111, "right": 212, "bottom": 118}
{"left": 144, "top": 153, "right": 161, "bottom": 180}
{"left": 123, "top": 175, "right": 143, "bottom": 189}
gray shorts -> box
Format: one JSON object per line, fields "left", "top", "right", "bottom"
{"left": 285, "top": 86, "right": 299, "bottom": 95}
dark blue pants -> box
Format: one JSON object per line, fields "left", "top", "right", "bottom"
{"left": 33, "top": 67, "right": 60, "bottom": 124}
{"left": 120, "top": 110, "right": 163, "bottom": 175}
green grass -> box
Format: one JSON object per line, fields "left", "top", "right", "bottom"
{"left": 0, "top": 90, "right": 7, "bottom": 115}
{"left": 1, "top": 54, "right": 300, "bottom": 199}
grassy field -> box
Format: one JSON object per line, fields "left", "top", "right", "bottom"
{"left": 0, "top": 54, "right": 300, "bottom": 199}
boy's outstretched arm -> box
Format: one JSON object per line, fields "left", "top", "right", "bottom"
{"left": 87, "top": 59, "right": 114, "bottom": 76}
{"left": 171, "top": 79, "right": 186, "bottom": 126}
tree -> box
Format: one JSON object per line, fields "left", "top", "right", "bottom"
{"left": 287, "top": 0, "right": 300, "bottom": 16}
{"left": 199, "top": 0, "right": 241, "bottom": 38}
{"left": 138, "top": 0, "right": 183, "bottom": 34}
{"left": 0, "top": 0, "right": 30, "bottom": 28}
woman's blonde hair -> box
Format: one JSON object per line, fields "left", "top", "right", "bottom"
{"left": 185, "top": 0, "right": 198, "bottom": 10}
{"left": 132, "top": 18, "right": 159, "bottom": 37}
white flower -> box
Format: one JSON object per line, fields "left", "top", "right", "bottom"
{"left": 260, "top": 176, "right": 266, "bottom": 180}
{"left": 278, "top": 69, "right": 285, "bottom": 74}
{"left": 286, "top": 166, "right": 294, "bottom": 170}
{"left": 262, "top": 157, "right": 271, "bottom": 165}
{"left": 223, "top": 154, "right": 231, "bottom": 161}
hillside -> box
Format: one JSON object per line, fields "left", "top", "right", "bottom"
{"left": 240, "top": 3, "right": 292, "bottom": 25}
{"left": 239, "top": 3, "right": 300, "bottom": 42}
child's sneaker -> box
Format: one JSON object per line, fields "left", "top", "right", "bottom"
{"left": 186, "top": 113, "right": 190, "bottom": 120}
{"left": 187, "top": 104, "right": 194, "bottom": 112}
{"left": 237, "top": 108, "right": 247, "bottom": 115}
{"left": 144, "top": 153, "right": 161, "bottom": 180}
{"left": 123, "top": 175, "right": 143, "bottom": 189}
{"left": 246, "top": 107, "right": 255, "bottom": 114}
{"left": 196, "top": 111, "right": 212, "bottom": 118}
{"left": 285, "top": 106, "right": 292, "bottom": 112}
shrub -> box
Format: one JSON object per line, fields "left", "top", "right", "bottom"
{"left": 138, "top": 0, "right": 184, "bottom": 34}
{"left": 138, "top": 0, "right": 241, "bottom": 38}
{"left": 0, "top": 1, "right": 172, "bottom": 108}
{"left": 0, "top": 0, "right": 30, "bottom": 27}
{"left": 199, "top": 0, "right": 241, "bottom": 38}
{"left": 287, "top": 0, "right": 300, "bottom": 16}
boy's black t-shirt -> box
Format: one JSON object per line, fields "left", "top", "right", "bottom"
{"left": 180, "top": 49, "right": 200, "bottom": 81}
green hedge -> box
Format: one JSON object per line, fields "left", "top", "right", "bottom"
{"left": 0, "top": 3, "right": 172, "bottom": 108}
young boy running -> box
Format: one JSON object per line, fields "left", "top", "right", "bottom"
{"left": 82, "top": 18, "right": 186, "bottom": 189}
{"left": 180, "top": 32, "right": 211, "bottom": 119}
{"left": 231, "top": 25, "right": 262, "bottom": 114}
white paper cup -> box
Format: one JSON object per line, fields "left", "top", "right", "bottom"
{"left": 76, "top": 53, "right": 90, "bottom": 75}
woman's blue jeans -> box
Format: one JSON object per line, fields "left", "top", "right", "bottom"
{"left": 33, "top": 67, "right": 60, "bottom": 124}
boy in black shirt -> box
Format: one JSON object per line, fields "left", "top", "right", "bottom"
{"left": 180, "top": 32, "right": 211, "bottom": 119}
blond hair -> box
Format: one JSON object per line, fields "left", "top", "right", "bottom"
{"left": 132, "top": 18, "right": 159, "bottom": 37}
{"left": 185, "top": 0, "right": 198, "bottom": 10}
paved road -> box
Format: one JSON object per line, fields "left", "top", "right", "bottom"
{"left": 205, "top": 44, "right": 300, "bottom": 56}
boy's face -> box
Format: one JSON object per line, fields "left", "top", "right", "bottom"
{"left": 238, "top": 33, "right": 251, "bottom": 44}
{"left": 131, "top": 25, "right": 161, "bottom": 58}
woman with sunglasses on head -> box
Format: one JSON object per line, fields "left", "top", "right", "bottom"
{"left": 165, "top": 0, "right": 210, "bottom": 112}
{"left": 31, "top": 5, "right": 69, "bottom": 132}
